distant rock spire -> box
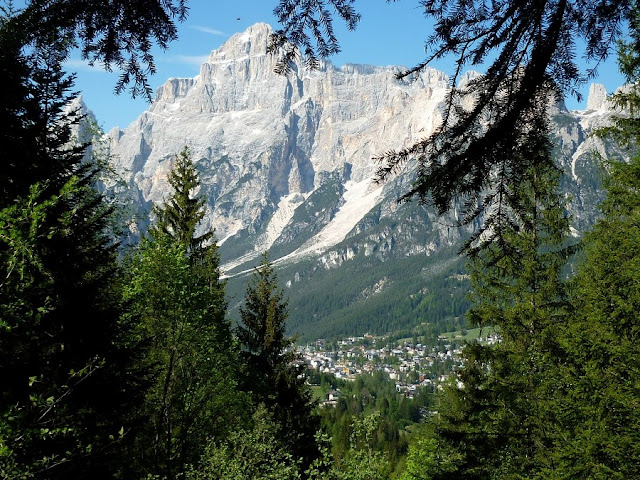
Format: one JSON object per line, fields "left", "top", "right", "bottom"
{"left": 586, "top": 83, "right": 608, "bottom": 111}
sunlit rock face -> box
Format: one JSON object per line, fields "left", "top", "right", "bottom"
{"left": 104, "top": 23, "right": 621, "bottom": 338}
{"left": 107, "top": 23, "right": 453, "bottom": 264}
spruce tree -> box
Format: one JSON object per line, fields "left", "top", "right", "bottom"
{"left": 236, "top": 253, "right": 319, "bottom": 471}
{"left": 237, "top": 253, "right": 293, "bottom": 392}
{"left": 125, "top": 148, "right": 241, "bottom": 478}
{"left": 551, "top": 158, "right": 640, "bottom": 478}
{"left": 419, "top": 100, "right": 572, "bottom": 479}
{"left": 152, "top": 147, "right": 213, "bottom": 255}
{"left": 547, "top": 17, "right": 640, "bottom": 476}
{"left": 0, "top": 18, "right": 147, "bottom": 480}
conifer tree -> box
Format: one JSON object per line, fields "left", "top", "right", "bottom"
{"left": 547, "top": 16, "right": 640, "bottom": 476}
{"left": 236, "top": 253, "right": 319, "bottom": 471}
{"left": 152, "top": 147, "right": 213, "bottom": 255}
{"left": 125, "top": 148, "right": 241, "bottom": 478}
{"left": 237, "top": 254, "right": 294, "bottom": 390}
{"left": 551, "top": 157, "right": 640, "bottom": 478}
{"left": 0, "top": 17, "right": 147, "bottom": 480}
{"left": 417, "top": 99, "right": 572, "bottom": 479}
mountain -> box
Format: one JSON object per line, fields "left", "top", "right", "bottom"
{"left": 104, "top": 23, "right": 622, "bottom": 341}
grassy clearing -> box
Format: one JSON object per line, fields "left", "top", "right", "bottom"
{"left": 310, "top": 385, "right": 325, "bottom": 402}
{"left": 441, "top": 326, "right": 497, "bottom": 342}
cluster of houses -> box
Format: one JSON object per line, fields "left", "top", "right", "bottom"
{"left": 300, "top": 332, "right": 501, "bottom": 404}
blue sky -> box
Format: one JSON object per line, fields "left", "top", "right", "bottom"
{"left": 65, "top": 1, "right": 626, "bottom": 132}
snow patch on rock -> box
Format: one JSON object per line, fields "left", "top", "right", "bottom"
{"left": 286, "top": 179, "right": 383, "bottom": 260}
{"left": 259, "top": 192, "right": 308, "bottom": 250}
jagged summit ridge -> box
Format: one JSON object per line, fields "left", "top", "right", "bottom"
{"left": 100, "top": 22, "right": 625, "bottom": 338}
{"left": 207, "top": 22, "right": 272, "bottom": 60}
{"left": 153, "top": 23, "right": 273, "bottom": 104}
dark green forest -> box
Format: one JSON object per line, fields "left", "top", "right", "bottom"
{"left": 224, "top": 243, "right": 470, "bottom": 343}
{"left": 3, "top": 0, "right": 640, "bottom": 479}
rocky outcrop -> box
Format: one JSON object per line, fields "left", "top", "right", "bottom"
{"left": 586, "top": 83, "right": 609, "bottom": 111}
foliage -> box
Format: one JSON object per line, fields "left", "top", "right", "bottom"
{"left": 307, "top": 413, "right": 391, "bottom": 480}
{"left": 287, "top": 250, "right": 469, "bottom": 342}
{"left": 400, "top": 434, "right": 461, "bottom": 480}
{"left": 236, "top": 253, "right": 320, "bottom": 470}
{"left": 123, "top": 235, "right": 242, "bottom": 477}
{"left": 0, "top": 19, "right": 83, "bottom": 205}
{"left": 187, "top": 404, "right": 301, "bottom": 480}
{"left": 124, "top": 152, "right": 242, "bottom": 478}
{"left": 393, "top": 9, "right": 640, "bottom": 478}
{"left": 317, "top": 370, "right": 432, "bottom": 469}
{"left": 237, "top": 253, "right": 296, "bottom": 396}
{"left": 335, "top": 412, "right": 391, "bottom": 480}
{"left": 420, "top": 106, "right": 572, "bottom": 479}
{"left": 9, "top": 0, "right": 188, "bottom": 97}
{"left": 152, "top": 147, "right": 214, "bottom": 255}
{"left": 7, "top": 0, "right": 640, "bottom": 477}
{"left": 545, "top": 19, "right": 640, "bottom": 476}
{"left": 0, "top": 14, "right": 146, "bottom": 479}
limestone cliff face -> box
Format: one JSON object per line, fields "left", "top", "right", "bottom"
{"left": 104, "top": 23, "right": 622, "bottom": 338}
{"left": 107, "top": 23, "right": 450, "bottom": 264}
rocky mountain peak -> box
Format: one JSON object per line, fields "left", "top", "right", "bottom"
{"left": 207, "top": 22, "right": 272, "bottom": 62}
{"left": 104, "top": 23, "right": 623, "bottom": 338}
{"left": 586, "top": 83, "right": 608, "bottom": 111}
{"left": 67, "top": 94, "right": 95, "bottom": 121}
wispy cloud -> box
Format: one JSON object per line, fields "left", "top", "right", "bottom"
{"left": 189, "top": 25, "right": 227, "bottom": 36}
{"left": 171, "top": 54, "right": 210, "bottom": 66}
{"left": 64, "top": 58, "right": 108, "bottom": 72}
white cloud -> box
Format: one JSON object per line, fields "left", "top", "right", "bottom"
{"left": 189, "top": 25, "right": 227, "bottom": 36}
{"left": 171, "top": 54, "right": 210, "bottom": 66}
{"left": 64, "top": 58, "right": 108, "bottom": 72}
